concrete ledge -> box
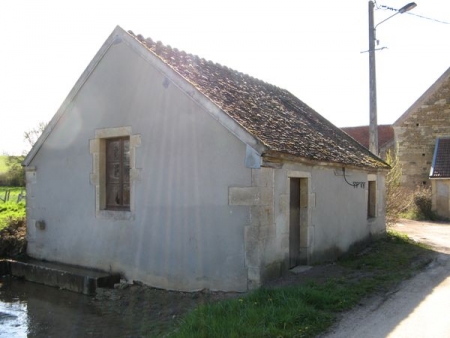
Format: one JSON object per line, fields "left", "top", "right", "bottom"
{"left": 1, "top": 258, "right": 120, "bottom": 295}
{"left": 0, "top": 259, "right": 11, "bottom": 276}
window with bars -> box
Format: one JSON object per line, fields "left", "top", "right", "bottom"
{"left": 105, "top": 137, "right": 130, "bottom": 210}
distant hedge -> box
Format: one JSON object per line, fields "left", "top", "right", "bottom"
{"left": 0, "top": 156, "right": 25, "bottom": 187}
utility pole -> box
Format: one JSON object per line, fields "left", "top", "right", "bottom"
{"left": 368, "top": 0, "right": 378, "bottom": 155}
{"left": 367, "top": 1, "right": 416, "bottom": 156}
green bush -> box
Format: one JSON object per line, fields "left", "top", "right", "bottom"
{"left": 0, "top": 172, "right": 8, "bottom": 186}
{"left": 0, "top": 156, "right": 25, "bottom": 187}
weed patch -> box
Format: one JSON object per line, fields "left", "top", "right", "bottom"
{"left": 174, "top": 287, "right": 335, "bottom": 337}
{"left": 0, "top": 201, "right": 26, "bottom": 231}
{"left": 0, "top": 196, "right": 26, "bottom": 257}
{"left": 170, "top": 231, "right": 434, "bottom": 338}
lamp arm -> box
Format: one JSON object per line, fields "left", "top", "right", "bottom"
{"left": 374, "top": 12, "right": 399, "bottom": 29}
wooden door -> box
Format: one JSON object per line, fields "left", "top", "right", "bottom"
{"left": 289, "top": 178, "right": 300, "bottom": 268}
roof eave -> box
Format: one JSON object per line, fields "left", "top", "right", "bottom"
{"left": 262, "top": 151, "right": 390, "bottom": 172}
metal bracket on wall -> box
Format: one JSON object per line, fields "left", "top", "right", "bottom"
{"left": 342, "top": 168, "right": 365, "bottom": 189}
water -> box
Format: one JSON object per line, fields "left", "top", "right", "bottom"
{"left": 0, "top": 277, "right": 170, "bottom": 337}
{"left": 0, "top": 298, "right": 27, "bottom": 337}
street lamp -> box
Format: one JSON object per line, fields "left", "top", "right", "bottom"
{"left": 368, "top": 1, "right": 416, "bottom": 155}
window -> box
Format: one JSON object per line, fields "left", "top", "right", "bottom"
{"left": 90, "top": 127, "right": 141, "bottom": 219}
{"left": 367, "top": 180, "right": 376, "bottom": 218}
{"left": 106, "top": 137, "right": 130, "bottom": 210}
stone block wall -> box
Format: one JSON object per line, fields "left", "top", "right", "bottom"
{"left": 394, "top": 73, "right": 450, "bottom": 190}
{"left": 229, "top": 167, "right": 276, "bottom": 289}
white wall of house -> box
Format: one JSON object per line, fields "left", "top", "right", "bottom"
{"left": 295, "top": 165, "right": 384, "bottom": 260}
{"left": 232, "top": 162, "right": 386, "bottom": 288}
{"left": 25, "top": 33, "right": 387, "bottom": 292}
{"left": 26, "top": 39, "right": 252, "bottom": 292}
{"left": 431, "top": 180, "right": 450, "bottom": 219}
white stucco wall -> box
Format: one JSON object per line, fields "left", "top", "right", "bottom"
{"left": 257, "top": 162, "right": 386, "bottom": 276}
{"left": 26, "top": 39, "right": 252, "bottom": 291}
{"left": 431, "top": 180, "right": 450, "bottom": 219}
{"left": 25, "top": 32, "right": 387, "bottom": 292}
{"left": 228, "top": 161, "right": 386, "bottom": 288}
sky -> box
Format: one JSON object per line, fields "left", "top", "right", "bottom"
{"left": 1, "top": 0, "right": 449, "bottom": 155}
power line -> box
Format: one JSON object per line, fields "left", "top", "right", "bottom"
{"left": 378, "top": 4, "right": 396, "bottom": 12}
{"left": 378, "top": 3, "right": 450, "bottom": 25}
{"left": 407, "top": 12, "right": 450, "bottom": 25}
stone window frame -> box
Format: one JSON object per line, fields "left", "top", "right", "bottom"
{"left": 367, "top": 174, "right": 377, "bottom": 219}
{"left": 90, "top": 126, "right": 141, "bottom": 220}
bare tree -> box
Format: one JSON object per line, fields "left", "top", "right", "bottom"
{"left": 24, "top": 121, "right": 47, "bottom": 148}
{"left": 385, "top": 150, "right": 411, "bottom": 225}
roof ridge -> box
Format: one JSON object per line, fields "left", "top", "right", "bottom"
{"left": 342, "top": 124, "right": 393, "bottom": 129}
{"left": 127, "top": 30, "right": 282, "bottom": 93}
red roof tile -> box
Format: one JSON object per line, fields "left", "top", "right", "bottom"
{"left": 128, "top": 31, "right": 389, "bottom": 170}
{"left": 341, "top": 125, "right": 394, "bottom": 150}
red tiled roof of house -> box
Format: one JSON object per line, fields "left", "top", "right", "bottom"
{"left": 430, "top": 138, "right": 450, "bottom": 178}
{"left": 128, "top": 31, "right": 389, "bottom": 170}
{"left": 341, "top": 125, "right": 394, "bottom": 150}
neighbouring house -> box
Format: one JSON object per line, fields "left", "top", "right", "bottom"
{"left": 23, "top": 26, "right": 389, "bottom": 292}
{"left": 430, "top": 138, "right": 450, "bottom": 219}
{"left": 342, "top": 125, "right": 395, "bottom": 160}
{"left": 393, "top": 67, "right": 450, "bottom": 218}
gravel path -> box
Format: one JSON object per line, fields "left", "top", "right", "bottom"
{"left": 322, "top": 219, "right": 450, "bottom": 338}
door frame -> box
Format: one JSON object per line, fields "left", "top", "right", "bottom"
{"left": 287, "top": 171, "right": 311, "bottom": 267}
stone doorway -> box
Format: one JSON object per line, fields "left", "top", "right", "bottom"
{"left": 289, "top": 177, "right": 309, "bottom": 268}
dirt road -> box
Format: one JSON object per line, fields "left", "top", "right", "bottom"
{"left": 323, "top": 219, "right": 450, "bottom": 338}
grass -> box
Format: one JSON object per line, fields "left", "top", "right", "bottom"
{"left": 170, "top": 231, "right": 433, "bottom": 338}
{"left": 172, "top": 282, "right": 355, "bottom": 338}
{"left": 0, "top": 186, "right": 25, "bottom": 204}
{"left": 0, "top": 186, "right": 26, "bottom": 231}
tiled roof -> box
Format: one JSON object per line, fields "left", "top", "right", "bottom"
{"left": 430, "top": 138, "right": 450, "bottom": 178}
{"left": 341, "top": 125, "right": 394, "bottom": 150}
{"left": 128, "top": 31, "right": 388, "bottom": 170}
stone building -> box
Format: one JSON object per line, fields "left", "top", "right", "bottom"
{"left": 393, "top": 67, "right": 450, "bottom": 190}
